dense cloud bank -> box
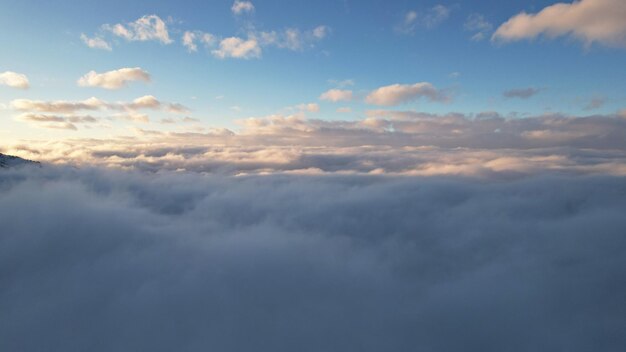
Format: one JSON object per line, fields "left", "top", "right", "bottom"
{"left": 6, "top": 112, "right": 626, "bottom": 176}
{"left": 1, "top": 165, "right": 625, "bottom": 351}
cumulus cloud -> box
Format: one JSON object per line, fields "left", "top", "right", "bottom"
{"left": 0, "top": 71, "right": 30, "bottom": 89}
{"left": 503, "top": 87, "right": 541, "bottom": 99}
{"left": 77, "top": 67, "right": 151, "bottom": 90}
{"left": 493, "top": 0, "right": 626, "bottom": 48}
{"left": 80, "top": 34, "right": 112, "bottom": 50}
{"left": 396, "top": 5, "right": 451, "bottom": 34}
{"left": 231, "top": 0, "right": 255, "bottom": 15}
{"left": 212, "top": 37, "right": 262, "bottom": 59}
{"left": 0, "top": 166, "right": 625, "bottom": 352}
{"left": 104, "top": 15, "right": 173, "bottom": 44}
{"left": 365, "top": 83, "right": 449, "bottom": 106}
{"left": 320, "top": 89, "right": 353, "bottom": 102}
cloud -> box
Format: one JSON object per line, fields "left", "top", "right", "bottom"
{"left": 11, "top": 96, "right": 188, "bottom": 115}
{"left": 365, "top": 83, "right": 449, "bottom": 106}
{"left": 320, "top": 89, "right": 353, "bottom": 102}
{"left": 503, "top": 87, "right": 541, "bottom": 99}
{"left": 104, "top": 15, "right": 173, "bottom": 44}
{"left": 80, "top": 34, "right": 112, "bottom": 50}
{"left": 212, "top": 37, "right": 262, "bottom": 59}
{"left": 0, "top": 166, "right": 625, "bottom": 351}
{"left": 584, "top": 97, "right": 606, "bottom": 110}
{"left": 464, "top": 13, "right": 493, "bottom": 41}
{"left": 0, "top": 71, "right": 30, "bottom": 89}
{"left": 493, "top": 0, "right": 626, "bottom": 48}
{"left": 297, "top": 103, "right": 320, "bottom": 113}
{"left": 15, "top": 113, "right": 99, "bottom": 131}
{"left": 182, "top": 31, "right": 216, "bottom": 52}
{"left": 77, "top": 67, "right": 151, "bottom": 90}
{"left": 254, "top": 26, "right": 330, "bottom": 51}
{"left": 231, "top": 0, "right": 255, "bottom": 15}
{"left": 396, "top": 5, "right": 451, "bottom": 34}
{"left": 8, "top": 111, "right": 626, "bottom": 176}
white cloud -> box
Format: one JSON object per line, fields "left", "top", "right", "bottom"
{"left": 80, "top": 34, "right": 112, "bottom": 50}
{"left": 182, "top": 31, "right": 216, "bottom": 52}
{"left": 104, "top": 15, "right": 173, "bottom": 44}
{"left": 493, "top": 0, "right": 626, "bottom": 48}
{"left": 297, "top": 103, "right": 320, "bottom": 113}
{"left": 0, "top": 71, "right": 30, "bottom": 89}
{"left": 320, "top": 89, "right": 353, "bottom": 102}
{"left": 254, "top": 26, "right": 330, "bottom": 52}
{"left": 312, "top": 25, "right": 330, "bottom": 39}
{"left": 212, "top": 37, "right": 261, "bottom": 59}
{"left": 365, "top": 83, "right": 449, "bottom": 106}
{"left": 77, "top": 67, "right": 151, "bottom": 90}
{"left": 396, "top": 5, "right": 450, "bottom": 34}
{"left": 231, "top": 0, "right": 255, "bottom": 15}
{"left": 464, "top": 14, "right": 493, "bottom": 41}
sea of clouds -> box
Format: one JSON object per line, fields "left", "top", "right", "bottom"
{"left": 1, "top": 163, "right": 625, "bottom": 351}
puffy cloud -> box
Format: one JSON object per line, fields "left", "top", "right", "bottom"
{"left": 80, "top": 34, "right": 112, "bottom": 50}
{"left": 231, "top": 0, "right": 255, "bottom": 15}
{"left": 0, "top": 71, "right": 30, "bottom": 89}
{"left": 396, "top": 5, "right": 450, "bottom": 34}
{"left": 212, "top": 37, "right": 262, "bottom": 59}
{"left": 503, "top": 87, "right": 541, "bottom": 99}
{"left": 77, "top": 67, "right": 151, "bottom": 90}
{"left": 365, "top": 83, "right": 449, "bottom": 106}
{"left": 104, "top": 15, "right": 173, "bottom": 44}
{"left": 493, "top": 0, "right": 626, "bottom": 48}
{"left": 0, "top": 166, "right": 625, "bottom": 351}
{"left": 320, "top": 89, "right": 353, "bottom": 102}
{"left": 464, "top": 13, "right": 493, "bottom": 41}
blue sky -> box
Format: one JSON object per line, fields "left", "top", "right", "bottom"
{"left": 1, "top": 0, "right": 625, "bottom": 143}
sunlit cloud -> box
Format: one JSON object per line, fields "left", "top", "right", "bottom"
{"left": 320, "top": 89, "right": 353, "bottom": 102}
{"left": 0, "top": 71, "right": 30, "bottom": 89}
{"left": 365, "top": 82, "right": 449, "bottom": 106}
{"left": 77, "top": 67, "right": 151, "bottom": 90}
{"left": 80, "top": 34, "right": 112, "bottom": 50}
{"left": 493, "top": 0, "right": 626, "bottom": 48}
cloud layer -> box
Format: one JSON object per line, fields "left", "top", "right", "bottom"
{"left": 0, "top": 166, "right": 625, "bottom": 351}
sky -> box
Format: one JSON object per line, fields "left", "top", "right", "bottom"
{"left": 1, "top": 0, "right": 625, "bottom": 147}
{"left": 2, "top": 1, "right": 626, "bottom": 351}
